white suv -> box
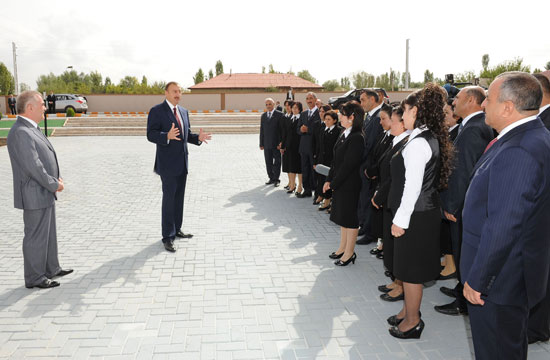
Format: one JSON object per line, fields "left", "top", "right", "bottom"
{"left": 54, "top": 94, "right": 88, "bottom": 113}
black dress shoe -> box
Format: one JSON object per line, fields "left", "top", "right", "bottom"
{"left": 378, "top": 284, "right": 392, "bottom": 293}
{"left": 329, "top": 252, "right": 344, "bottom": 259}
{"left": 528, "top": 336, "right": 549, "bottom": 344}
{"left": 434, "top": 300, "right": 468, "bottom": 316}
{"left": 265, "top": 179, "right": 274, "bottom": 185}
{"left": 380, "top": 292, "right": 404, "bottom": 302}
{"left": 376, "top": 252, "right": 384, "bottom": 259}
{"left": 387, "top": 311, "right": 421, "bottom": 326}
{"left": 370, "top": 247, "right": 382, "bottom": 255}
{"left": 358, "top": 227, "right": 366, "bottom": 236}
{"left": 313, "top": 199, "right": 321, "bottom": 205}
{"left": 319, "top": 204, "right": 330, "bottom": 211}
{"left": 284, "top": 185, "right": 290, "bottom": 190}
{"left": 296, "top": 192, "right": 312, "bottom": 198}
{"left": 53, "top": 269, "right": 73, "bottom": 278}
{"left": 440, "top": 286, "right": 457, "bottom": 298}
{"left": 26, "top": 279, "right": 60, "bottom": 289}
{"left": 274, "top": 180, "right": 280, "bottom": 187}
{"left": 437, "top": 272, "right": 457, "bottom": 280}
{"left": 356, "top": 235, "right": 376, "bottom": 245}
{"left": 389, "top": 319, "right": 425, "bottom": 339}
{"left": 334, "top": 253, "right": 356, "bottom": 266}
{"left": 176, "top": 230, "right": 193, "bottom": 239}
{"left": 164, "top": 240, "right": 176, "bottom": 252}
{"left": 286, "top": 188, "right": 296, "bottom": 194}
{"left": 384, "top": 270, "right": 392, "bottom": 277}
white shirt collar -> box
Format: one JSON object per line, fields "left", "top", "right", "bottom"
{"left": 343, "top": 127, "right": 352, "bottom": 138}
{"left": 308, "top": 106, "right": 318, "bottom": 114}
{"left": 165, "top": 99, "right": 178, "bottom": 110}
{"left": 461, "top": 110, "right": 484, "bottom": 128}
{"left": 19, "top": 115, "right": 38, "bottom": 128}
{"left": 497, "top": 115, "right": 539, "bottom": 139}
{"left": 448, "top": 124, "right": 459, "bottom": 132}
{"left": 369, "top": 103, "right": 383, "bottom": 117}
{"left": 392, "top": 130, "right": 411, "bottom": 146}
{"left": 326, "top": 124, "right": 335, "bottom": 131}
{"left": 539, "top": 104, "right": 550, "bottom": 114}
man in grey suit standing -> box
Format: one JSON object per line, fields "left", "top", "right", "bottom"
{"left": 7, "top": 91, "right": 73, "bottom": 289}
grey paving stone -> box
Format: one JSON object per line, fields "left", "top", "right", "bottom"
{"left": 0, "top": 135, "right": 547, "bottom": 359}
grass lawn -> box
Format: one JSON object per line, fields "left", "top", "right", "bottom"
{"left": 0, "top": 119, "right": 66, "bottom": 128}
{"left": 0, "top": 127, "right": 56, "bottom": 138}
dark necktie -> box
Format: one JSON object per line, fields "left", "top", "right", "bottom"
{"left": 268, "top": 112, "right": 271, "bottom": 119}
{"left": 484, "top": 138, "right": 498, "bottom": 154}
{"left": 457, "top": 122, "right": 464, "bottom": 135}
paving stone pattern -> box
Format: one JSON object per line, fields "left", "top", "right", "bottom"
{"left": 0, "top": 136, "right": 548, "bottom": 359}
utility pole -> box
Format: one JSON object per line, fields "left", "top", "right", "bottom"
{"left": 12, "top": 42, "right": 19, "bottom": 95}
{"left": 405, "top": 39, "right": 410, "bottom": 90}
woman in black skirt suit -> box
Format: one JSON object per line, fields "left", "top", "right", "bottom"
{"left": 386, "top": 84, "right": 453, "bottom": 339}
{"left": 285, "top": 101, "right": 303, "bottom": 194}
{"left": 323, "top": 101, "right": 365, "bottom": 266}
{"left": 281, "top": 100, "right": 294, "bottom": 189}
{"left": 315, "top": 110, "right": 342, "bottom": 211}
{"left": 373, "top": 106, "right": 409, "bottom": 301}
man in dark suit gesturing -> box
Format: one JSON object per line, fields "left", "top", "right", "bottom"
{"left": 436, "top": 86, "right": 493, "bottom": 316}
{"left": 147, "top": 82, "right": 211, "bottom": 253}
{"left": 296, "top": 92, "right": 321, "bottom": 198}
{"left": 461, "top": 72, "right": 550, "bottom": 359}
{"left": 260, "top": 98, "right": 284, "bottom": 186}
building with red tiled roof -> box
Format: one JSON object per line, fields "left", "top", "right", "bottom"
{"left": 189, "top": 73, "right": 322, "bottom": 93}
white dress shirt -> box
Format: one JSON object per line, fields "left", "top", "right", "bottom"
{"left": 393, "top": 126, "right": 433, "bottom": 229}
{"left": 497, "top": 115, "right": 539, "bottom": 139}
{"left": 460, "top": 110, "right": 484, "bottom": 128}
{"left": 326, "top": 124, "right": 335, "bottom": 132}
{"left": 369, "top": 103, "right": 383, "bottom": 117}
{"left": 539, "top": 104, "right": 550, "bottom": 115}
{"left": 308, "top": 106, "right": 318, "bottom": 117}
{"left": 448, "top": 124, "right": 459, "bottom": 133}
{"left": 392, "top": 130, "right": 411, "bottom": 147}
{"left": 19, "top": 115, "right": 38, "bottom": 128}
{"left": 343, "top": 127, "right": 352, "bottom": 138}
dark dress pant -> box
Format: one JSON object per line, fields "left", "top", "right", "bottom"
{"left": 527, "top": 275, "right": 550, "bottom": 342}
{"left": 468, "top": 299, "right": 529, "bottom": 360}
{"left": 451, "top": 213, "right": 467, "bottom": 308}
{"left": 263, "top": 147, "right": 281, "bottom": 181}
{"left": 300, "top": 152, "right": 314, "bottom": 194}
{"left": 161, "top": 173, "right": 187, "bottom": 242}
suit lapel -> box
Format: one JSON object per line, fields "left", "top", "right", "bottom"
{"left": 454, "top": 113, "right": 484, "bottom": 144}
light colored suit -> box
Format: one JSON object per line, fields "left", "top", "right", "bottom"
{"left": 7, "top": 117, "right": 61, "bottom": 286}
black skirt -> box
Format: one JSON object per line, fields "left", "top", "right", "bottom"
{"left": 382, "top": 207, "right": 394, "bottom": 273}
{"left": 393, "top": 208, "right": 441, "bottom": 284}
{"left": 440, "top": 219, "right": 452, "bottom": 255}
{"left": 330, "top": 188, "right": 360, "bottom": 228}
{"left": 286, "top": 148, "right": 301, "bottom": 174}
{"left": 282, "top": 151, "right": 290, "bottom": 173}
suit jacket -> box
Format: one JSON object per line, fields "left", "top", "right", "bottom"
{"left": 297, "top": 108, "right": 321, "bottom": 155}
{"left": 8, "top": 97, "right": 16, "bottom": 106}
{"left": 540, "top": 106, "right": 550, "bottom": 130}
{"left": 259, "top": 110, "right": 284, "bottom": 149}
{"left": 449, "top": 124, "right": 459, "bottom": 141}
{"left": 47, "top": 94, "right": 56, "bottom": 106}
{"left": 361, "top": 109, "right": 383, "bottom": 171}
{"left": 327, "top": 131, "right": 365, "bottom": 191}
{"left": 7, "top": 117, "right": 60, "bottom": 210}
{"left": 373, "top": 135, "right": 409, "bottom": 207}
{"left": 315, "top": 125, "right": 342, "bottom": 166}
{"left": 146, "top": 101, "right": 200, "bottom": 177}
{"left": 461, "top": 118, "right": 550, "bottom": 307}
{"left": 440, "top": 113, "right": 494, "bottom": 215}
{"left": 365, "top": 132, "right": 394, "bottom": 179}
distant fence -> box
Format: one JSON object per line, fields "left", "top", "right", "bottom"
{"left": 1, "top": 91, "right": 412, "bottom": 114}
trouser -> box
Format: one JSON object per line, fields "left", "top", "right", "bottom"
{"left": 10, "top": 105, "right": 16, "bottom": 115}
{"left": 468, "top": 299, "right": 528, "bottom": 360}
{"left": 450, "top": 212, "right": 467, "bottom": 308}
{"left": 48, "top": 104, "right": 55, "bottom": 113}
{"left": 358, "top": 176, "right": 374, "bottom": 231}
{"left": 23, "top": 205, "right": 61, "bottom": 287}
{"left": 160, "top": 173, "right": 187, "bottom": 242}
{"left": 528, "top": 274, "right": 550, "bottom": 342}
{"left": 263, "top": 148, "right": 281, "bottom": 181}
{"left": 300, "top": 152, "right": 314, "bottom": 194}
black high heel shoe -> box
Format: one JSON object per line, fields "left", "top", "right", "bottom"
{"left": 370, "top": 247, "right": 383, "bottom": 255}
{"left": 387, "top": 311, "right": 421, "bottom": 326}
{"left": 329, "top": 252, "right": 344, "bottom": 259}
{"left": 389, "top": 319, "right": 425, "bottom": 339}
{"left": 286, "top": 187, "right": 296, "bottom": 194}
{"left": 334, "top": 253, "right": 356, "bottom": 266}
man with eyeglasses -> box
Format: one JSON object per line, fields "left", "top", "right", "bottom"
{"left": 260, "top": 98, "right": 284, "bottom": 186}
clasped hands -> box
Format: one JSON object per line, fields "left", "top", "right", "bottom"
{"left": 300, "top": 125, "right": 308, "bottom": 133}
{"left": 167, "top": 123, "right": 212, "bottom": 143}
{"left": 57, "top": 178, "right": 64, "bottom": 192}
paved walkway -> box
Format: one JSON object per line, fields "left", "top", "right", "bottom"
{"left": 0, "top": 136, "right": 548, "bottom": 359}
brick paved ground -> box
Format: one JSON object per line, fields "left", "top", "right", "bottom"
{"left": 0, "top": 135, "right": 548, "bottom": 359}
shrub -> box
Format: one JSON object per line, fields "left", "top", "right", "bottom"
{"left": 66, "top": 108, "right": 76, "bottom": 117}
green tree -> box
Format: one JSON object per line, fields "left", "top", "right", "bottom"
{"left": 262, "top": 66, "right": 266, "bottom": 74}
{"left": 119, "top": 76, "right": 139, "bottom": 92}
{"left": 423, "top": 69, "right": 434, "bottom": 83}
{"left": 215, "top": 60, "right": 224, "bottom": 76}
{"left": 141, "top": 75, "right": 148, "bottom": 87}
{"left": 0, "top": 62, "right": 16, "bottom": 95}
{"left": 454, "top": 71, "right": 476, "bottom": 83}
{"left": 375, "top": 72, "right": 391, "bottom": 90}
{"left": 340, "top": 77, "right": 351, "bottom": 90}
{"left": 482, "top": 54, "right": 490, "bottom": 71}
{"left": 20, "top": 83, "right": 31, "bottom": 92}
{"left": 545, "top": 61, "right": 550, "bottom": 70}
{"left": 208, "top": 69, "right": 214, "bottom": 80}
{"left": 533, "top": 68, "right": 542, "bottom": 74}
{"left": 322, "top": 79, "right": 340, "bottom": 91}
{"left": 352, "top": 71, "right": 375, "bottom": 88}
{"left": 480, "top": 57, "right": 531, "bottom": 84}
{"left": 105, "top": 77, "right": 112, "bottom": 86}
{"left": 268, "top": 64, "right": 276, "bottom": 74}
{"left": 297, "top": 70, "right": 317, "bottom": 84}
{"left": 193, "top": 68, "right": 205, "bottom": 84}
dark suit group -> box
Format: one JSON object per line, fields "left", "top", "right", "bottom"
{"left": 146, "top": 100, "right": 201, "bottom": 244}
{"left": 461, "top": 117, "right": 550, "bottom": 359}
{"left": 8, "top": 96, "right": 16, "bottom": 114}
{"left": 259, "top": 109, "right": 285, "bottom": 183}
{"left": 46, "top": 94, "right": 56, "bottom": 114}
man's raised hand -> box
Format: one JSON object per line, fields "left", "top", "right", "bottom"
{"left": 167, "top": 123, "right": 181, "bottom": 141}
{"left": 199, "top": 128, "right": 212, "bottom": 143}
